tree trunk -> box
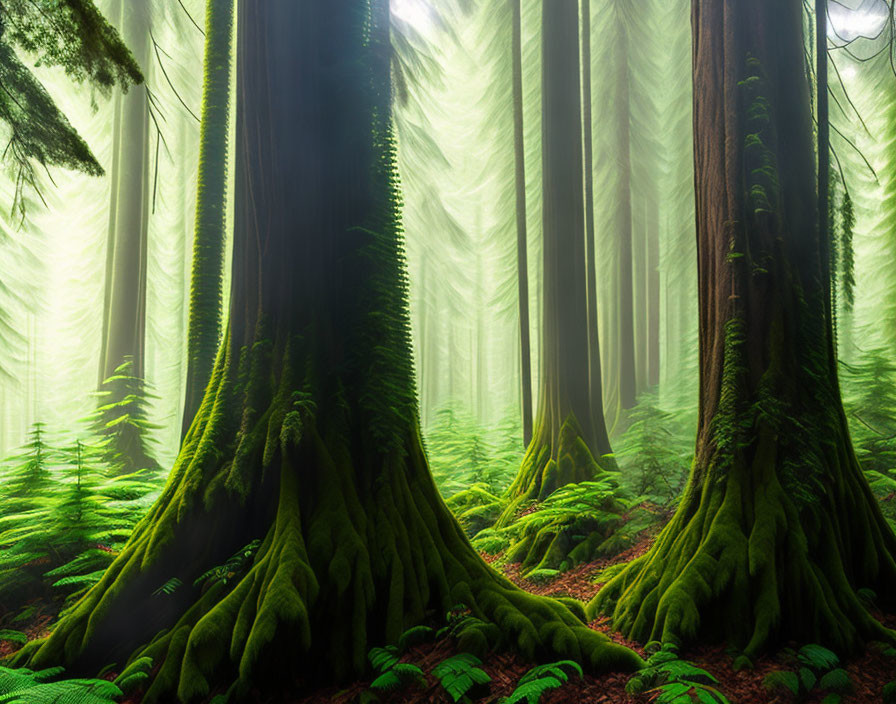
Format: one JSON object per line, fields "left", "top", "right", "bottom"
{"left": 511, "top": 0, "right": 533, "bottom": 446}
{"left": 581, "top": 0, "right": 608, "bottom": 445}
{"left": 99, "top": 1, "right": 150, "bottom": 386}
{"left": 616, "top": 27, "right": 636, "bottom": 411}
{"left": 589, "top": 0, "right": 896, "bottom": 655}
{"left": 181, "top": 0, "right": 235, "bottom": 439}
{"left": 501, "top": 0, "right": 613, "bottom": 519}
{"left": 16, "top": 3, "right": 640, "bottom": 698}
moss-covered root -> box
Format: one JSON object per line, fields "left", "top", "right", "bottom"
{"left": 499, "top": 414, "right": 606, "bottom": 527}
{"left": 16, "top": 416, "right": 640, "bottom": 703}
{"left": 587, "top": 427, "right": 896, "bottom": 656}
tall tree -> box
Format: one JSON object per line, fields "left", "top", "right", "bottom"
{"left": 511, "top": 0, "right": 533, "bottom": 446}
{"left": 590, "top": 0, "right": 896, "bottom": 654}
{"left": 98, "top": 1, "right": 151, "bottom": 386}
{"left": 500, "top": 0, "right": 613, "bottom": 518}
{"left": 581, "top": 0, "right": 606, "bottom": 439}
{"left": 15, "top": 2, "right": 639, "bottom": 699}
{"left": 181, "top": 0, "right": 235, "bottom": 438}
{"left": 615, "top": 22, "right": 636, "bottom": 411}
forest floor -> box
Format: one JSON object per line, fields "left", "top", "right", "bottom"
{"left": 2, "top": 531, "right": 894, "bottom": 703}
{"left": 290, "top": 529, "right": 896, "bottom": 704}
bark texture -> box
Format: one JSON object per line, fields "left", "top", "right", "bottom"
{"left": 589, "top": 0, "right": 896, "bottom": 655}
{"left": 181, "top": 0, "right": 235, "bottom": 439}
{"left": 14, "top": 3, "right": 640, "bottom": 699}
{"left": 501, "top": 0, "right": 613, "bottom": 521}
{"left": 511, "top": 0, "right": 533, "bottom": 447}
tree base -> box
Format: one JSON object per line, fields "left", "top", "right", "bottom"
{"left": 14, "top": 419, "right": 641, "bottom": 702}
{"left": 587, "top": 426, "right": 896, "bottom": 656}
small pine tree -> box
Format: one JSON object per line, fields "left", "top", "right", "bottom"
{"left": 616, "top": 390, "right": 691, "bottom": 505}
{"left": 0, "top": 423, "right": 55, "bottom": 515}
{"left": 86, "top": 357, "right": 161, "bottom": 477}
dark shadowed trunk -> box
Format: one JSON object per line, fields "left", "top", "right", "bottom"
{"left": 590, "top": 0, "right": 896, "bottom": 655}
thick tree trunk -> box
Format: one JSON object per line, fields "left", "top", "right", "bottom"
{"left": 589, "top": 0, "right": 896, "bottom": 655}
{"left": 181, "top": 0, "right": 235, "bottom": 439}
{"left": 501, "top": 0, "right": 613, "bottom": 519}
{"left": 99, "top": 0, "right": 150, "bottom": 386}
{"left": 511, "top": 0, "right": 533, "bottom": 446}
{"left": 15, "top": 3, "right": 640, "bottom": 699}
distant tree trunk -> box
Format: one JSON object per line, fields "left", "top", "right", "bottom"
{"left": 590, "top": 0, "right": 896, "bottom": 654}
{"left": 647, "top": 187, "right": 660, "bottom": 388}
{"left": 16, "top": 3, "right": 641, "bottom": 696}
{"left": 181, "top": 0, "right": 235, "bottom": 438}
{"left": 511, "top": 0, "right": 533, "bottom": 446}
{"left": 616, "top": 29, "right": 636, "bottom": 410}
{"left": 581, "top": 0, "right": 606, "bottom": 437}
{"left": 501, "top": 0, "right": 613, "bottom": 517}
{"left": 99, "top": 0, "right": 150, "bottom": 386}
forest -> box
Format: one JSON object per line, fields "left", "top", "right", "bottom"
{"left": 0, "top": 0, "right": 895, "bottom": 702}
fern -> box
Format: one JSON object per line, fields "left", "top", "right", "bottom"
{"left": 368, "top": 646, "right": 400, "bottom": 674}
{"left": 628, "top": 644, "right": 730, "bottom": 703}
{"left": 501, "top": 660, "right": 582, "bottom": 704}
{"left": 0, "top": 631, "right": 26, "bottom": 645}
{"left": 369, "top": 663, "right": 425, "bottom": 692}
{"left": 193, "top": 539, "right": 261, "bottom": 589}
{"left": 0, "top": 667, "right": 121, "bottom": 704}
{"left": 432, "top": 653, "right": 491, "bottom": 703}
{"left": 152, "top": 577, "right": 183, "bottom": 596}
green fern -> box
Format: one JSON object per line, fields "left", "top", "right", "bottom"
{"left": 0, "top": 667, "right": 121, "bottom": 704}
{"left": 628, "top": 644, "right": 730, "bottom": 703}
{"left": 193, "top": 539, "right": 261, "bottom": 589}
{"left": 369, "top": 663, "right": 425, "bottom": 692}
{"left": 152, "top": 577, "right": 183, "bottom": 596}
{"left": 368, "top": 646, "right": 400, "bottom": 674}
{"left": 432, "top": 653, "right": 490, "bottom": 703}
{"left": 501, "top": 661, "right": 582, "bottom": 704}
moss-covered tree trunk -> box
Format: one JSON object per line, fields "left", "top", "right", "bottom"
{"left": 511, "top": 0, "right": 533, "bottom": 447}
{"left": 181, "top": 0, "right": 235, "bottom": 439}
{"left": 500, "top": 0, "right": 613, "bottom": 522}
{"left": 14, "top": 2, "right": 640, "bottom": 700}
{"left": 589, "top": 0, "right": 896, "bottom": 656}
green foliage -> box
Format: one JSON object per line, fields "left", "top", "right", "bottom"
{"left": 432, "top": 653, "right": 490, "bottom": 703}
{"left": 471, "top": 478, "right": 632, "bottom": 571}
{"left": 840, "top": 349, "right": 896, "bottom": 527}
{"left": 0, "top": 0, "right": 142, "bottom": 220}
{"left": 85, "top": 358, "right": 161, "bottom": 477}
{"left": 152, "top": 577, "right": 183, "bottom": 597}
{"left": 0, "top": 632, "right": 27, "bottom": 646}
{"left": 762, "top": 644, "right": 850, "bottom": 702}
{"left": 0, "top": 665, "right": 121, "bottom": 703}
{"left": 616, "top": 389, "right": 692, "bottom": 505}
{"left": 194, "top": 539, "right": 261, "bottom": 590}
{"left": 626, "top": 644, "right": 729, "bottom": 704}
{"left": 0, "top": 422, "right": 160, "bottom": 606}
{"left": 426, "top": 404, "right": 523, "bottom": 498}
{"left": 501, "top": 661, "right": 582, "bottom": 704}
